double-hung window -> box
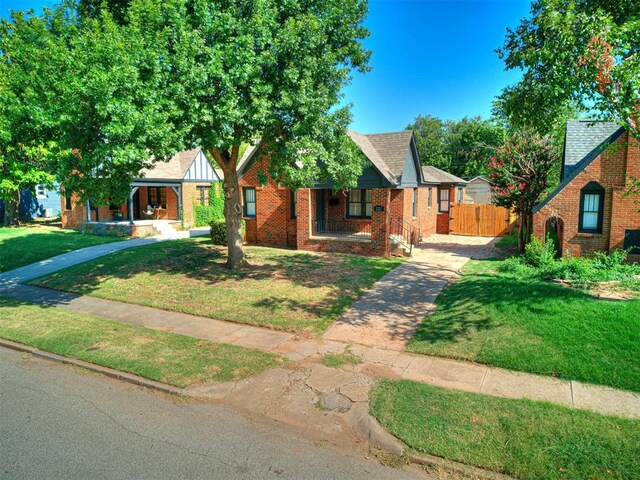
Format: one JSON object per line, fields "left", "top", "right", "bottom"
{"left": 198, "top": 186, "right": 210, "bottom": 206}
{"left": 579, "top": 182, "right": 604, "bottom": 233}
{"left": 346, "top": 189, "right": 372, "bottom": 218}
{"left": 243, "top": 187, "right": 256, "bottom": 218}
{"left": 457, "top": 188, "right": 463, "bottom": 204}
{"left": 428, "top": 187, "right": 432, "bottom": 208}
{"left": 35, "top": 184, "right": 47, "bottom": 198}
{"left": 148, "top": 187, "right": 167, "bottom": 209}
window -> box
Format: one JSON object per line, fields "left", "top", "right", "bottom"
{"left": 148, "top": 187, "right": 167, "bottom": 209}
{"left": 428, "top": 187, "right": 432, "bottom": 208}
{"left": 346, "top": 189, "right": 372, "bottom": 218}
{"left": 197, "top": 186, "right": 210, "bottom": 206}
{"left": 579, "top": 182, "right": 605, "bottom": 233}
{"left": 438, "top": 188, "right": 450, "bottom": 213}
{"left": 412, "top": 188, "right": 418, "bottom": 217}
{"left": 35, "top": 184, "right": 46, "bottom": 198}
{"left": 65, "top": 195, "right": 72, "bottom": 211}
{"left": 457, "top": 188, "right": 463, "bottom": 204}
{"left": 290, "top": 190, "right": 297, "bottom": 219}
{"left": 243, "top": 187, "right": 256, "bottom": 218}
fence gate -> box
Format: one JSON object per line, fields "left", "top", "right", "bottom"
{"left": 449, "top": 204, "right": 515, "bottom": 237}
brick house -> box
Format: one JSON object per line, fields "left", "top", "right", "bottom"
{"left": 237, "top": 130, "right": 464, "bottom": 257}
{"left": 533, "top": 120, "right": 640, "bottom": 259}
{"left": 62, "top": 148, "right": 220, "bottom": 235}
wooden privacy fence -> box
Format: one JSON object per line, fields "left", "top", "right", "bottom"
{"left": 449, "top": 204, "right": 515, "bottom": 237}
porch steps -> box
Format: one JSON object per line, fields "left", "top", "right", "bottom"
{"left": 151, "top": 221, "right": 181, "bottom": 238}
{"left": 389, "top": 234, "right": 413, "bottom": 257}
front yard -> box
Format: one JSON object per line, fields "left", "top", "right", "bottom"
{"left": 31, "top": 238, "right": 403, "bottom": 335}
{"left": 407, "top": 259, "right": 640, "bottom": 392}
{"left": 371, "top": 379, "right": 640, "bottom": 480}
{"left": 0, "top": 226, "right": 119, "bottom": 273}
{"left": 0, "top": 297, "right": 283, "bottom": 388}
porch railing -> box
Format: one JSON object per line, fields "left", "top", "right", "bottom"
{"left": 314, "top": 220, "right": 371, "bottom": 239}
{"left": 389, "top": 218, "right": 420, "bottom": 253}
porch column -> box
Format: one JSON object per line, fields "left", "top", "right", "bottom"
{"left": 296, "top": 188, "right": 312, "bottom": 250}
{"left": 129, "top": 187, "right": 139, "bottom": 225}
{"left": 371, "top": 188, "right": 391, "bottom": 257}
{"left": 86, "top": 200, "right": 91, "bottom": 223}
{"left": 170, "top": 186, "right": 182, "bottom": 226}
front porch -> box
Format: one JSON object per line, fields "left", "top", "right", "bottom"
{"left": 82, "top": 219, "right": 182, "bottom": 238}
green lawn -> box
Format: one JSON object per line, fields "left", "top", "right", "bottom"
{"left": 371, "top": 379, "right": 640, "bottom": 480}
{"left": 406, "top": 259, "right": 640, "bottom": 392}
{"left": 495, "top": 230, "right": 518, "bottom": 249}
{"left": 31, "top": 239, "right": 403, "bottom": 334}
{"left": 0, "top": 226, "right": 120, "bottom": 272}
{"left": 0, "top": 297, "right": 283, "bottom": 388}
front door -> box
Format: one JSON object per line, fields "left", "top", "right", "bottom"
{"left": 316, "top": 190, "right": 325, "bottom": 232}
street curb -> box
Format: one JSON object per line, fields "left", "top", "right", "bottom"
{"left": 350, "top": 402, "right": 514, "bottom": 480}
{"left": 0, "top": 339, "right": 184, "bottom": 396}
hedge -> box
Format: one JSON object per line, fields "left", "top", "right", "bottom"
{"left": 210, "top": 219, "right": 245, "bottom": 245}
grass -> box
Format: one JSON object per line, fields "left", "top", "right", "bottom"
{"left": 0, "top": 297, "right": 283, "bottom": 388}
{"left": 321, "top": 348, "right": 362, "bottom": 368}
{"left": 370, "top": 379, "right": 640, "bottom": 480}
{"left": 31, "top": 238, "right": 403, "bottom": 335}
{"left": 495, "top": 229, "right": 518, "bottom": 249}
{"left": 0, "top": 225, "right": 119, "bottom": 272}
{"left": 406, "top": 259, "right": 640, "bottom": 392}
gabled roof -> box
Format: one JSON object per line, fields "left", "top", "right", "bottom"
{"left": 421, "top": 166, "right": 467, "bottom": 185}
{"left": 563, "top": 120, "right": 622, "bottom": 179}
{"left": 468, "top": 175, "right": 492, "bottom": 184}
{"left": 346, "top": 130, "right": 398, "bottom": 185}
{"left": 137, "top": 148, "right": 219, "bottom": 182}
{"left": 534, "top": 121, "right": 626, "bottom": 213}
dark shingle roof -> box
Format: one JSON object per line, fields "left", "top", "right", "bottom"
{"left": 563, "top": 120, "right": 622, "bottom": 179}
{"left": 363, "top": 131, "right": 414, "bottom": 181}
{"left": 421, "top": 166, "right": 467, "bottom": 185}
{"left": 347, "top": 131, "right": 398, "bottom": 185}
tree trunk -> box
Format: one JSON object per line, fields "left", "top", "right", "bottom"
{"left": 222, "top": 167, "right": 248, "bottom": 270}
{"left": 3, "top": 190, "right": 20, "bottom": 227}
{"left": 517, "top": 213, "right": 533, "bottom": 253}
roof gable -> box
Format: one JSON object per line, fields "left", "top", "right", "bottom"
{"left": 563, "top": 120, "right": 622, "bottom": 179}
{"left": 137, "top": 148, "right": 220, "bottom": 182}
{"left": 534, "top": 124, "right": 626, "bottom": 213}
{"left": 421, "top": 165, "right": 467, "bottom": 185}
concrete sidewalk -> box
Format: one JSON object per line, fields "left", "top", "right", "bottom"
{"left": 2, "top": 283, "right": 638, "bottom": 419}
{"left": 0, "top": 227, "right": 209, "bottom": 286}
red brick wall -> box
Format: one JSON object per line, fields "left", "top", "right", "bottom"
{"left": 239, "top": 155, "right": 297, "bottom": 247}
{"left": 533, "top": 131, "right": 640, "bottom": 257}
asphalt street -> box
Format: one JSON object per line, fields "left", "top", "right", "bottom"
{"left": 0, "top": 347, "right": 428, "bottom": 480}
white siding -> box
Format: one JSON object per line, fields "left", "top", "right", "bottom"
{"left": 184, "top": 150, "right": 220, "bottom": 182}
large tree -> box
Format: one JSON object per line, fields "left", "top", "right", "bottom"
{"left": 407, "top": 115, "right": 505, "bottom": 178}
{"left": 496, "top": 0, "right": 640, "bottom": 137}
{"left": 44, "top": 0, "right": 370, "bottom": 269}
{"left": 0, "top": 11, "right": 59, "bottom": 226}
{"left": 488, "top": 131, "right": 559, "bottom": 252}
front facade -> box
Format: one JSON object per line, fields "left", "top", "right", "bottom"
{"left": 237, "top": 130, "right": 460, "bottom": 257}
{"left": 421, "top": 166, "right": 467, "bottom": 234}
{"left": 533, "top": 120, "right": 640, "bottom": 259}
{"left": 61, "top": 149, "right": 220, "bottom": 234}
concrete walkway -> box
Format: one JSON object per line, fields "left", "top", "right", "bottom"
{"left": 0, "top": 227, "right": 209, "bottom": 286}
{"left": 2, "top": 282, "right": 639, "bottom": 419}
{"left": 323, "top": 235, "right": 499, "bottom": 350}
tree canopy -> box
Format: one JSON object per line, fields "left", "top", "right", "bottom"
{"left": 495, "top": 0, "right": 640, "bottom": 137}
{"left": 407, "top": 115, "right": 505, "bottom": 178}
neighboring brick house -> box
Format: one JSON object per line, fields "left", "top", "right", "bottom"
{"left": 62, "top": 148, "right": 221, "bottom": 234}
{"left": 237, "top": 130, "right": 460, "bottom": 257}
{"left": 421, "top": 166, "right": 467, "bottom": 234}
{"left": 533, "top": 120, "right": 640, "bottom": 259}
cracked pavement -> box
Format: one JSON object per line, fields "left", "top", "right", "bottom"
{"left": 1, "top": 347, "right": 433, "bottom": 480}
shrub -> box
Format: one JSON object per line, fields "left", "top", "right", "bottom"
{"left": 522, "top": 235, "right": 557, "bottom": 269}
{"left": 210, "top": 219, "right": 245, "bottom": 245}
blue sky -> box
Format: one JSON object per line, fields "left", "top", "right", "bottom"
{"left": 3, "top": 0, "right": 531, "bottom": 133}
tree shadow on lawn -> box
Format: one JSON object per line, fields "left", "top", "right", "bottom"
{"left": 31, "top": 239, "right": 400, "bottom": 332}
{"left": 410, "top": 263, "right": 606, "bottom": 346}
